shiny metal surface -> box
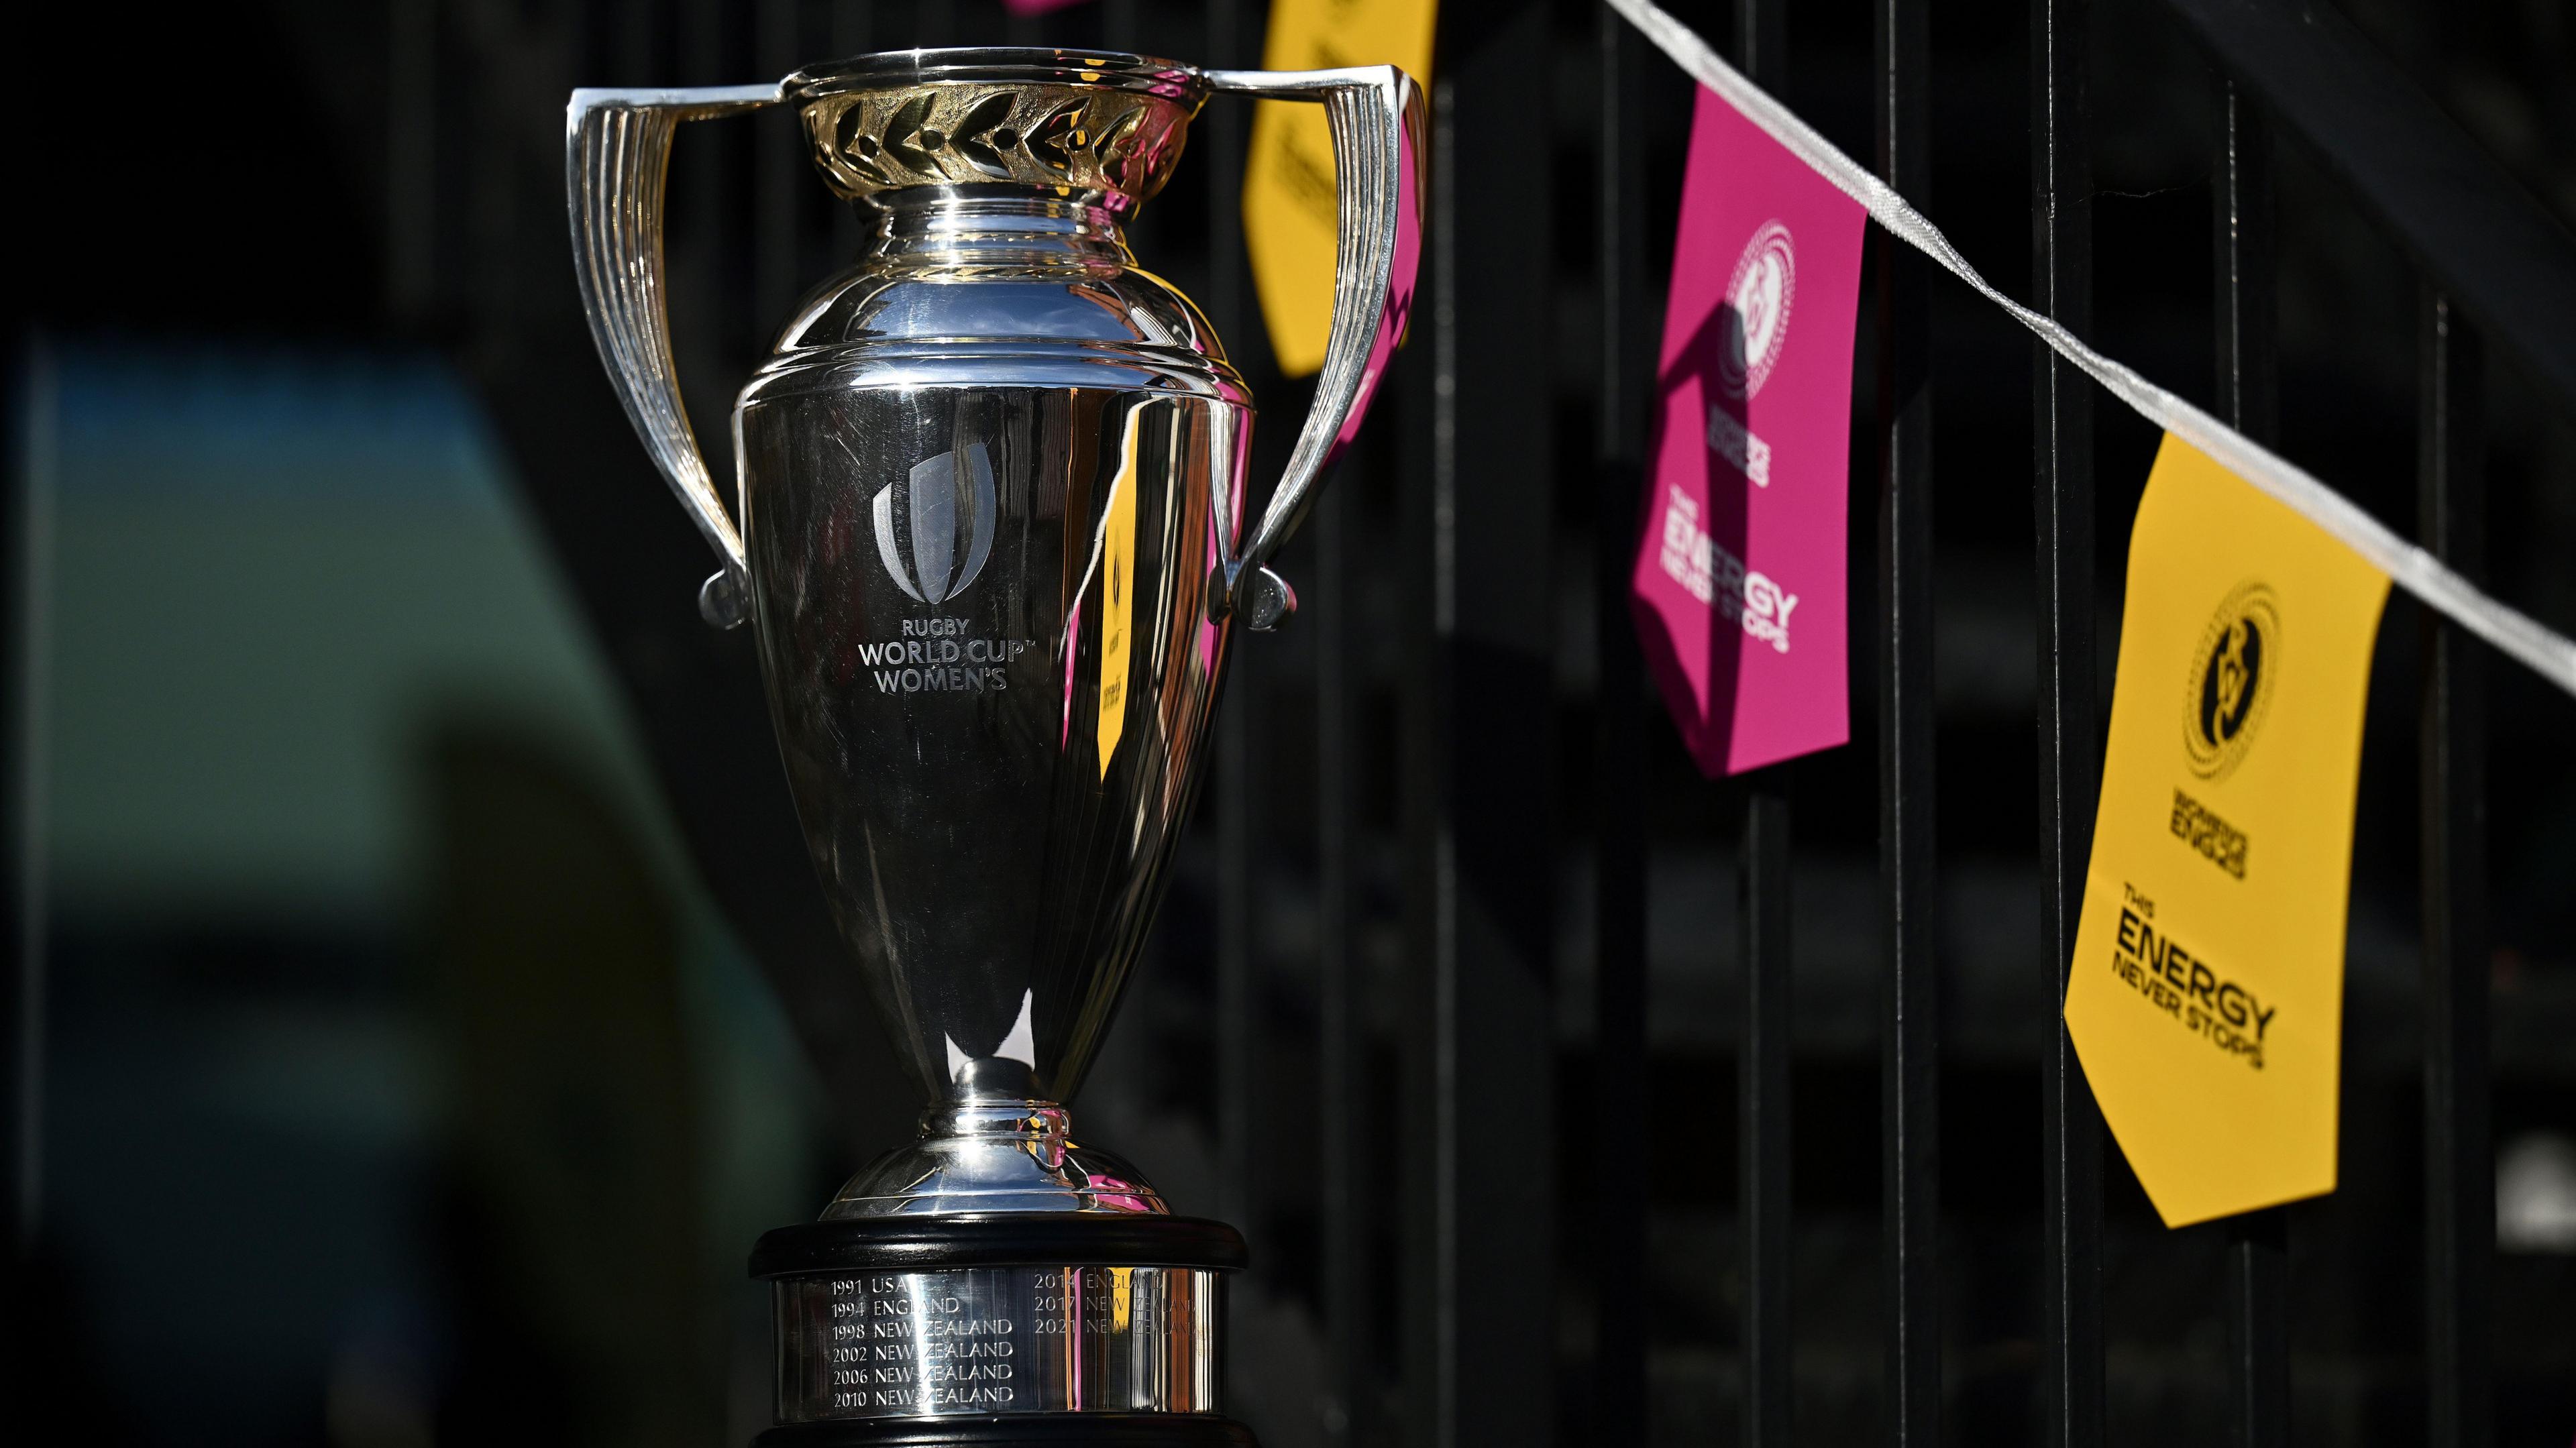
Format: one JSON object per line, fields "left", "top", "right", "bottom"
{"left": 773, "top": 1264, "right": 1223, "bottom": 1421}
{"left": 566, "top": 48, "right": 1424, "bottom": 1228}
{"left": 737, "top": 184, "right": 1245, "bottom": 1129}
{"left": 823, "top": 1099, "right": 1169, "bottom": 1218}
{"left": 567, "top": 81, "right": 784, "bottom": 620}
{"left": 1196, "top": 67, "right": 1425, "bottom": 625}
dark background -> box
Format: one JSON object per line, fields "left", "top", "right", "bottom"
{"left": 9, "top": 1, "right": 2575, "bottom": 1445}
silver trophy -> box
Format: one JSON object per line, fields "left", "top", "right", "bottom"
{"left": 568, "top": 47, "right": 1421, "bottom": 1447}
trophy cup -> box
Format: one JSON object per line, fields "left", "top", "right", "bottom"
{"left": 568, "top": 48, "right": 1422, "bottom": 1448}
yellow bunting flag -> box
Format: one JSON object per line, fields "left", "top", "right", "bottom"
{"left": 1095, "top": 409, "right": 1143, "bottom": 776}
{"left": 1243, "top": 0, "right": 1438, "bottom": 376}
{"left": 2065, "top": 435, "right": 2392, "bottom": 1227}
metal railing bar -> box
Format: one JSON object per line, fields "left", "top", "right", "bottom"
{"left": 1736, "top": 0, "right": 1786, "bottom": 87}
{"left": 1415, "top": 75, "right": 1462, "bottom": 1448}
{"left": 1200, "top": 0, "right": 1245, "bottom": 333}
{"left": 2212, "top": 82, "right": 2279, "bottom": 447}
{"left": 1213, "top": 592, "right": 1256, "bottom": 1209}
{"left": 1209, "top": 0, "right": 1256, "bottom": 1247}
{"left": 751, "top": 0, "right": 799, "bottom": 334}
{"left": 1319, "top": 471, "right": 1364, "bottom": 1446}
{"left": 1103, "top": 0, "right": 1140, "bottom": 52}
{"left": 385, "top": 0, "right": 437, "bottom": 321}
{"left": 826, "top": 3, "right": 871, "bottom": 266}
{"left": 1591, "top": 7, "right": 1652, "bottom": 1447}
{"left": 2212, "top": 76, "right": 2291, "bottom": 1448}
{"left": 1731, "top": 8, "right": 1796, "bottom": 1446}
{"left": 1434, "top": 15, "right": 1562, "bottom": 1437}
{"left": 7, "top": 341, "right": 59, "bottom": 1259}
{"left": 1874, "top": 0, "right": 1941, "bottom": 1439}
{"left": 676, "top": 0, "right": 728, "bottom": 351}
{"left": 2223, "top": 1208, "right": 2290, "bottom": 1445}
{"left": 1741, "top": 781, "right": 1794, "bottom": 1446}
{"left": 2416, "top": 287, "right": 2491, "bottom": 1448}
{"left": 2155, "top": 0, "right": 2576, "bottom": 412}
{"left": 2031, "top": 0, "right": 2106, "bottom": 1441}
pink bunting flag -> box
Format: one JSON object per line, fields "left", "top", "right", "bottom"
{"left": 1631, "top": 86, "right": 1868, "bottom": 777}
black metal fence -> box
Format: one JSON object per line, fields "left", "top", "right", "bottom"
{"left": 1165, "top": 0, "right": 2575, "bottom": 1442}
{"left": 23, "top": 0, "right": 2571, "bottom": 1443}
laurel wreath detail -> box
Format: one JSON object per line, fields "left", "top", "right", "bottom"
{"left": 802, "top": 85, "right": 1191, "bottom": 205}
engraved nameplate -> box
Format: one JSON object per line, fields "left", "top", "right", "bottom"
{"left": 773, "top": 1265, "right": 1223, "bottom": 1421}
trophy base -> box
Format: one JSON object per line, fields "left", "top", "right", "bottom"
{"left": 753, "top": 1213, "right": 1249, "bottom": 1436}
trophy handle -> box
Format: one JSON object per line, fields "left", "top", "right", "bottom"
{"left": 1199, "top": 64, "right": 1428, "bottom": 631}
{"left": 567, "top": 83, "right": 783, "bottom": 628}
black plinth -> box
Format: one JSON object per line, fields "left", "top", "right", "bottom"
{"left": 750, "top": 1213, "right": 1250, "bottom": 1275}
{"left": 752, "top": 1414, "right": 1260, "bottom": 1447}
{"left": 753, "top": 1214, "right": 1250, "bottom": 1438}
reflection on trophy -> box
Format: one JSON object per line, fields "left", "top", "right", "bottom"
{"left": 569, "top": 47, "right": 1423, "bottom": 1448}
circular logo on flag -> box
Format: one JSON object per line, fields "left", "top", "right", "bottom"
{"left": 1719, "top": 221, "right": 1797, "bottom": 398}
{"left": 2181, "top": 580, "right": 2282, "bottom": 783}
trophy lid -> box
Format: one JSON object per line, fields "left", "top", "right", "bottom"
{"left": 785, "top": 48, "right": 1209, "bottom": 211}
{"left": 786, "top": 47, "right": 1208, "bottom": 105}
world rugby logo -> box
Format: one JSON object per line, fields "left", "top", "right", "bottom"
{"left": 874, "top": 441, "right": 999, "bottom": 605}
{"left": 1718, "top": 220, "right": 1796, "bottom": 399}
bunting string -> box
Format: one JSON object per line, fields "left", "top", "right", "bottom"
{"left": 1604, "top": 0, "right": 2576, "bottom": 700}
